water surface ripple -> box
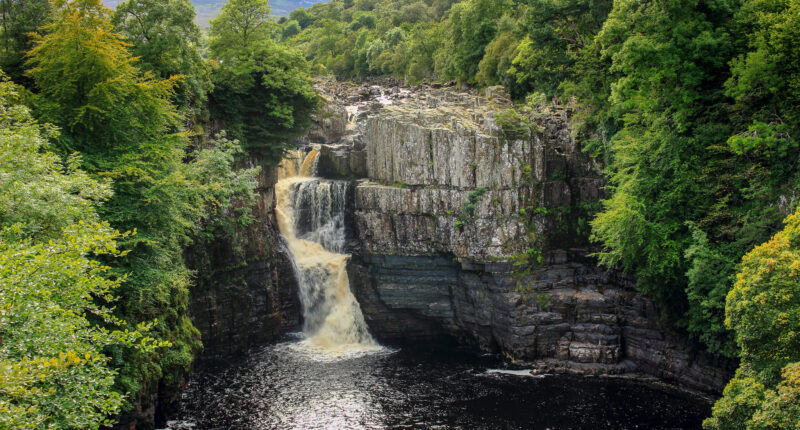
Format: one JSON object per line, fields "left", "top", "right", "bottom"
{"left": 169, "top": 339, "right": 710, "bottom": 429}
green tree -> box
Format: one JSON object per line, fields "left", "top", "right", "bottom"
{"left": 281, "top": 19, "right": 301, "bottom": 39}
{"left": 705, "top": 209, "right": 800, "bottom": 429}
{"left": 475, "top": 24, "right": 520, "bottom": 94}
{"left": 279, "top": 0, "right": 458, "bottom": 82}
{"left": 289, "top": 7, "right": 315, "bottom": 29}
{"left": 112, "top": 0, "right": 211, "bottom": 115}
{"left": 209, "top": 0, "right": 317, "bottom": 161}
{"left": 0, "top": 75, "right": 161, "bottom": 430}
{"left": 0, "top": 0, "right": 51, "bottom": 82}
{"left": 0, "top": 83, "right": 107, "bottom": 238}
{"left": 510, "top": 0, "right": 612, "bottom": 98}
{"left": 727, "top": 0, "right": 800, "bottom": 145}
{"left": 26, "top": 0, "right": 179, "bottom": 168}
{"left": 436, "top": 0, "right": 510, "bottom": 83}
{"left": 723, "top": 0, "right": 800, "bottom": 227}
{"left": 25, "top": 0, "right": 259, "bottom": 415}
{"left": 406, "top": 24, "right": 442, "bottom": 82}
{"left": 209, "top": 0, "right": 273, "bottom": 55}
{"left": 0, "top": 224, "right": 141, "bottom": 430}
{"left": 589, "top": 0, "right": 740, "bottom": 347}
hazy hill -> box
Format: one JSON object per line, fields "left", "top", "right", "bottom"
{"left": 102, "top": 0, "right": 325, "bottom": 26}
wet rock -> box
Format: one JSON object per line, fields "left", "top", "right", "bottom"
{"left": 299, "top": 79, "right": 734, "bottom": 395}
{"left": 302, "top": 98, "right": 348, "bottom": 144}
{"left": 317, "top": 142, "right": 367, "bottom": 179}
{"left": 187, "top": 158, "right": 301, "bottom": 360}
{"left": 119, "top": 155, "right": 303, "bottom": 429}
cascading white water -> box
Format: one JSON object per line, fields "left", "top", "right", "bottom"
{"left": 275, "top": 149, "right": 379, "bottom": 359}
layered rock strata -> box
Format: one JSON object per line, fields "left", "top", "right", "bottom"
{"left": 188, "top": 159, "right": 301, "bottom": 358}
{"left": 305, "top": 79, "right": 733, "bottom": 394}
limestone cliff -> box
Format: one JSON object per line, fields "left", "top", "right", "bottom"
{"left": 304, "top": 79, "right": 733, "bottom": 394}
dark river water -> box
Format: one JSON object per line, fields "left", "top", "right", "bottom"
{"left": 167, "top": 337, "right": 711, "bottom": 430}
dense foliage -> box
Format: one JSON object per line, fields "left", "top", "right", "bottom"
{"left": 0, "top": 0, "right": 51, "bottom": 82}
{"left": 589, "top": 0, "right": 744, "bottom": 354}
{"left": 112, "top": 0, "right": 211, "bottom": 116}
{"left": 281, "top": 1, "right": 800, "bottom": 426}
{"left": 282, "top": 0, "right": 799, "bottom": 353}
{"left": 0, "top": 76, "right": 162, "bottom": 429}
{"left": 3, "top": 0, "right": 800, "bottom": 427}
{"left": 208, "top": 0, "right": 318, "bottom": 161}
{"left": 705, "top": 209, "right": 800, "bottom": 429}
{"left": 0, "top": 0, "right": 315, "bottom": 426}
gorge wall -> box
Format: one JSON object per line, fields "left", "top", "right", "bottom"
{"left": 122, "top": 158, "right": 304, "bottom": 429}
{"left": 183, "top": 78, "right": 734, "bottom": 414}
{"left": 119, "top": 144, "right": 303, "bottom": 429}
{"left": 304, "top": 79, "right": 734, "bottom": 394}
{"left": 187, "top": 159, "right": 300, "bottom": 359}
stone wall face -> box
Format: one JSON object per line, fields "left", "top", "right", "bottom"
{"left": 187, "top": 158, "right": 301, "bottom": 359}
{"left": 347, "top": 255, "right": 732, "bottom": 394}
{"left": 306, "top": 80, "right": 734, "bottom": 394}
{"left": 119, "top": 159, "right": 301, "bottom": 429}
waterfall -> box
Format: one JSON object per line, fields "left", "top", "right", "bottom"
{"left": 275, "top": 149, "right": 379, "bottom": 358}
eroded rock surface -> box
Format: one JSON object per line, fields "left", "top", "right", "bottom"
{"left": 121, "top": 161, "right": 301, "bottom": 429}
{"left": 187, "top": 159, "right": 301, "bottom": 359}
{"left": 301, "top": 79, "right": 733, "bottom": 394}
{"left": 348, "top": 255, "right": 732, "bottom": 394}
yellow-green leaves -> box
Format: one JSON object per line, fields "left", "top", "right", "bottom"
{"left": 726, "top": 210, "right": 800, "bottom": 378}
{"left": 26, "top": 0, "right": 179, "bottom": 166}
{"left": 705, "top": 209, "right": 800, "bottom": 429}
{"left": 0, "top": 85, "right": 147, "bottom": 428}
{"left": 210, "top": 0, "right": 274, "bottom": 57}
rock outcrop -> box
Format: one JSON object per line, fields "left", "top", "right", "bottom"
{"left": 187, "top": 159, "right": 300, "bottom": 359}
{"left": 348, "top": 255, "right": 732, "bottom": 394}
{"left": 303, "top": 79, "right": 734, "bottom": 394}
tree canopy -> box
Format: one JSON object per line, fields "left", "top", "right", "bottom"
{"left": 112, "top": 0, "right": 211, "bottom": 114}
{"left": 208, "top": 0, "right": 318, "bottom": 161}
{"left": 705, "top": 208, "right": 800, "bottom": 429}
{"left": 3, "top": 0, "right": 298, "bottom": 425}
{"left": 3, "top": 0, "right": 800, "bottom": 427}
{"left": 0, "top": 0, "right": 51, "bottom": 82}
{"left": 0, "top": 75, "right": 163, "bottom": 430}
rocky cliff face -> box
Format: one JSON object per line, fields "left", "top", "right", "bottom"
{"left": 189, "top": 157, "right": 300, "bottom": 358}
{"left": 187, "top": 159, "right": 300, "bottom": 359}
{"left": 118, "top": 160, "right": 301, "bottom": 429}
{"left": 305, "top": 79, "right": 733, "bottom": 394}
{"left": 348, "top": 255, "right": 731, "bottom": 393}
{"left": 120, "top": 158, "right": 303, "bottom": 429}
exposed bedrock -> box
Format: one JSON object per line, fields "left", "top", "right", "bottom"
{"left": 347, "top": 255, "right": 732, "bottom": 394}
{"left": 187, "top": 158, "right": 301, "bottom": 359}
{"left": 122, "top": 160, "right": 301, "bottom": 428}
{"left": 306, "top": 80, "right": 734, "bottom": 394}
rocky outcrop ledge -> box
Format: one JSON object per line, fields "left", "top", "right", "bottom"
{"left": 305, "top": 79, "right": 733, "bottom": 394}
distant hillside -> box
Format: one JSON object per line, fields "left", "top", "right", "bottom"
{"left": 271, "top": 0, "right": 326, "bottom": 17}
{"left": 102, "top": 0, "right": 325, "bottom": 26}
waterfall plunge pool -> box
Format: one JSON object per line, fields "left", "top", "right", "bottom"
{"left": 165, "top": 338, "right": 711, "bottom": 429}
{"left": 169, "top": 149, "right": 711, "bottom": 429}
